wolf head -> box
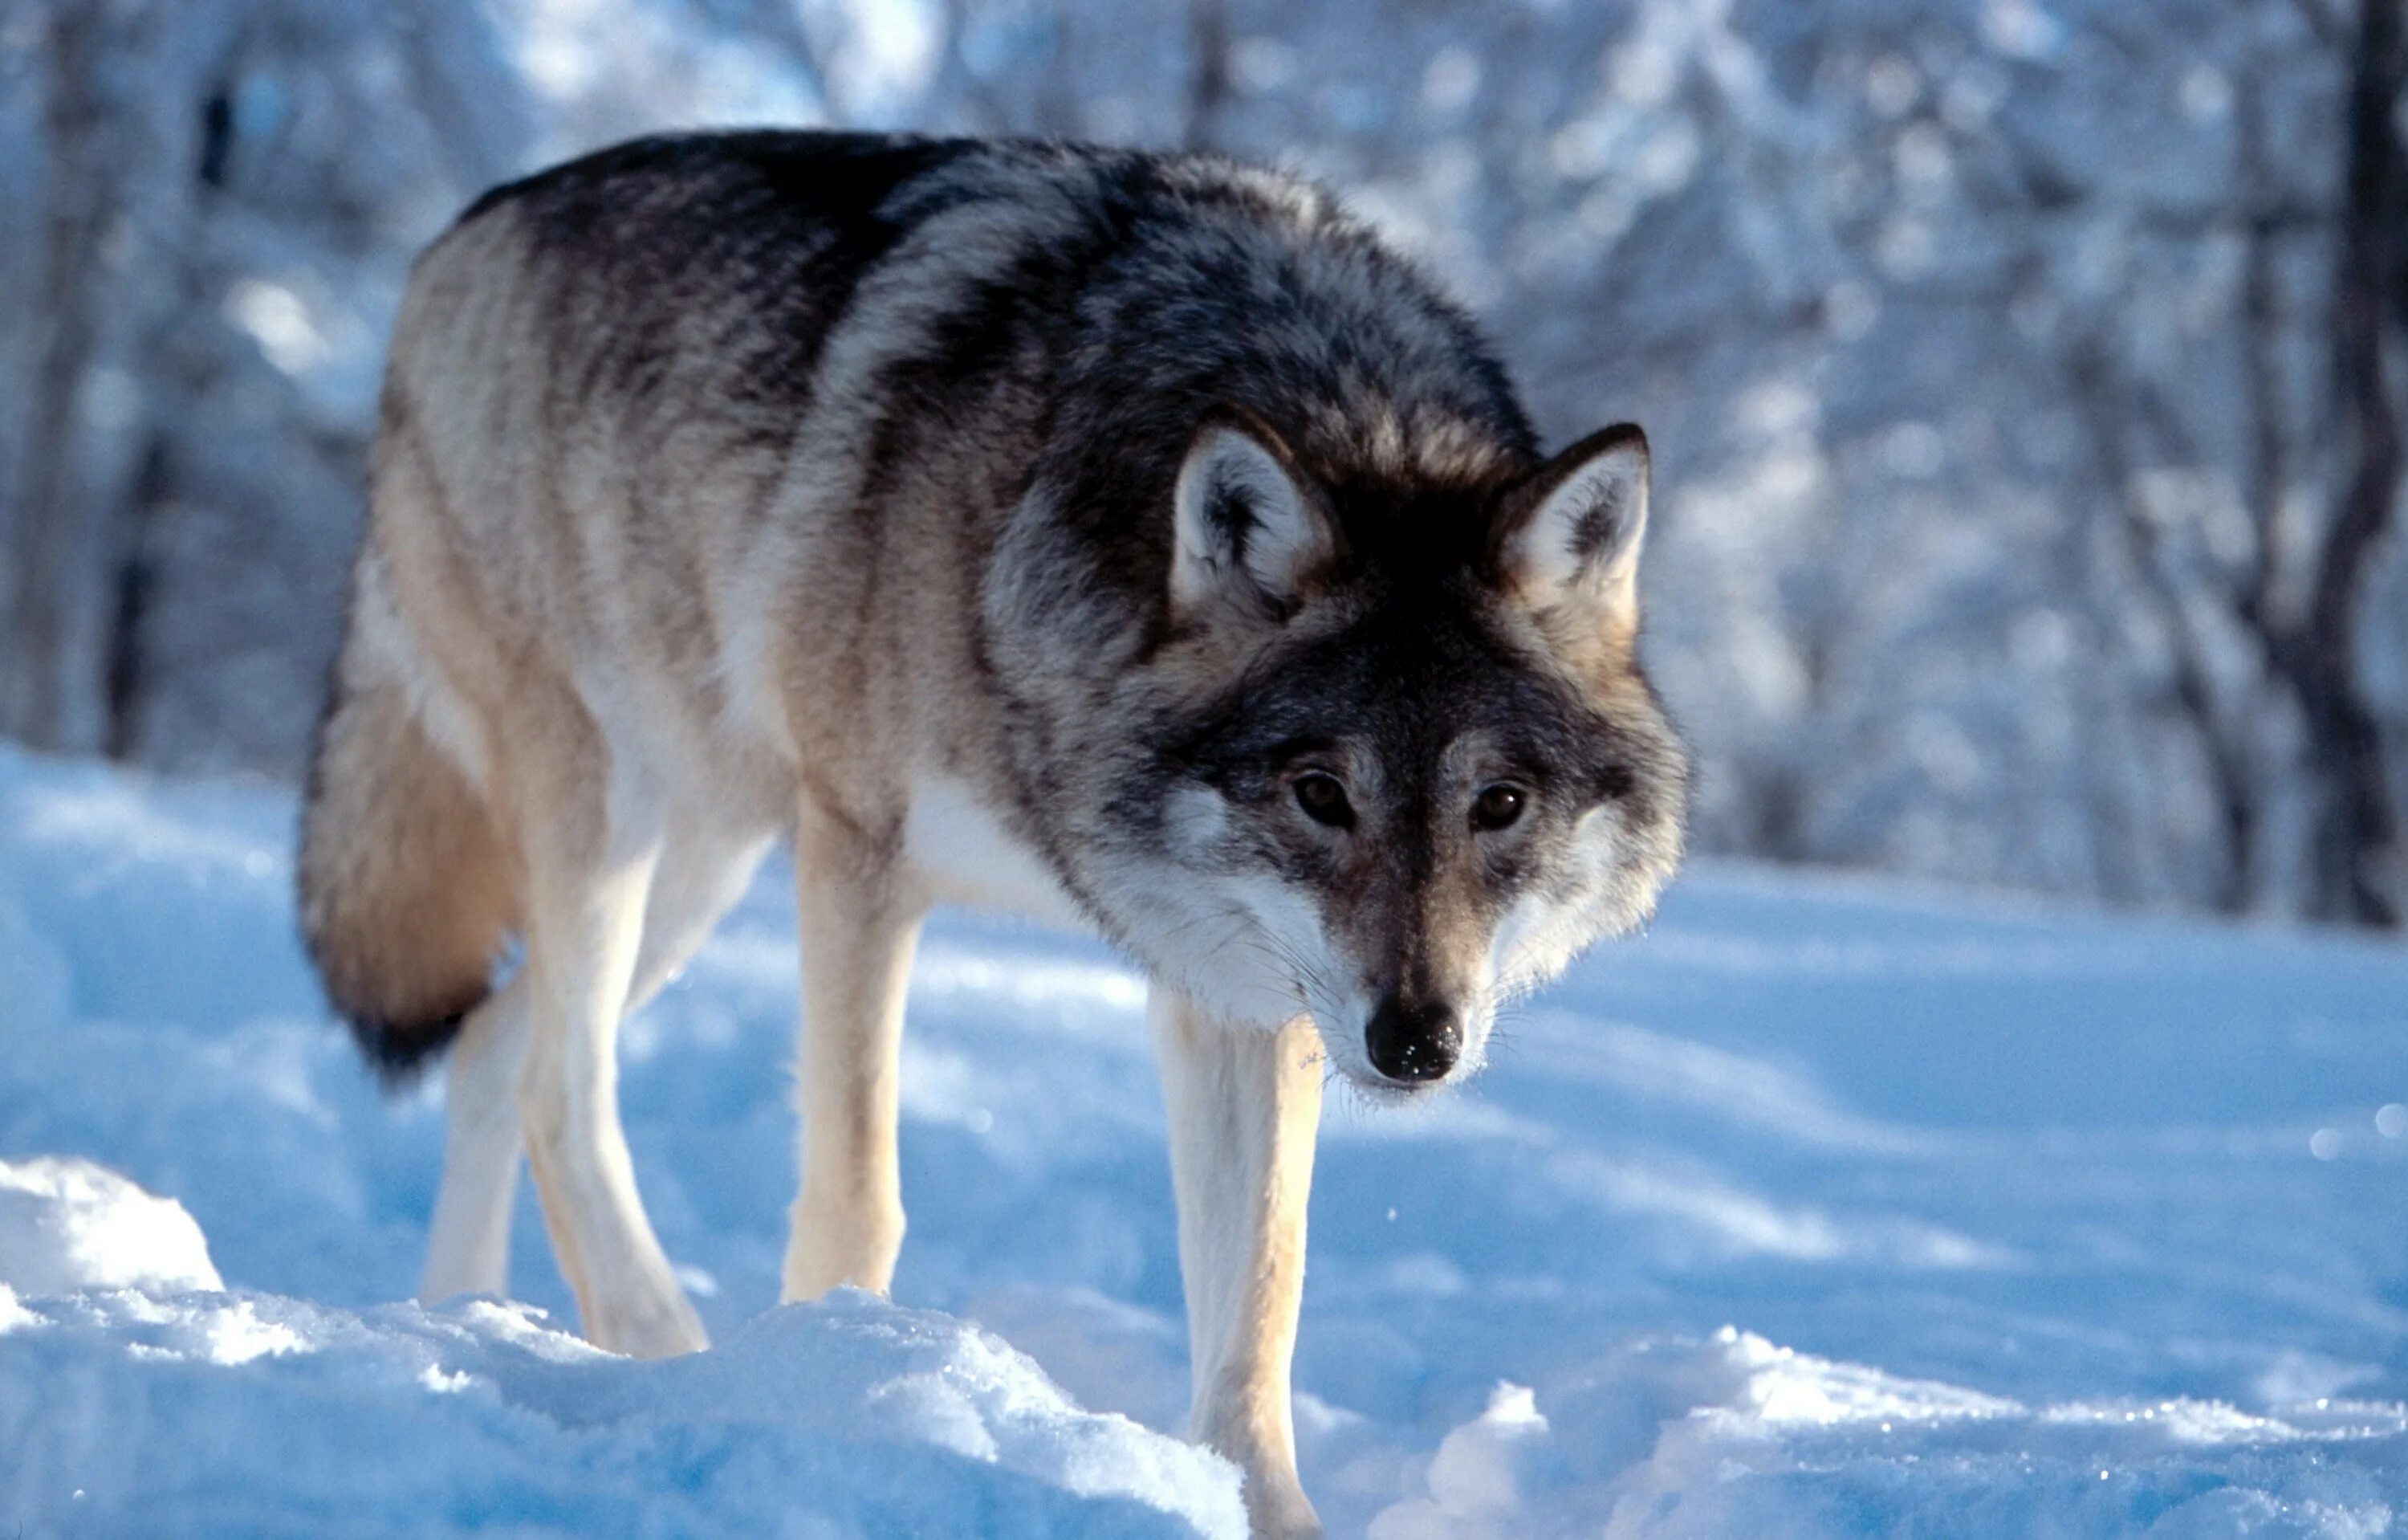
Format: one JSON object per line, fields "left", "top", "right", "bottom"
{"left": 1071, "top": 408, "right": 1689, "bottom": 1094}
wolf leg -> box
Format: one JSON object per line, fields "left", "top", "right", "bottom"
{"left": 515, "top": 821, "right": 709, "bottom": 1359}
{"left": 781, "top": 797, "right": 923, "bottom": 1301}
{"left": 421, "top": 820, "right": 770, "bottom": 1308}
{"left": 421, "top": 975, "right": 531, "bottom": 1301}
{"left": 1153, "top": 988, "right": 1325, "bottom": 1539}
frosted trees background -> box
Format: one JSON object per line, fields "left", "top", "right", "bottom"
{"left": 2, "top": 0, "right": 2402, "bottom": 925}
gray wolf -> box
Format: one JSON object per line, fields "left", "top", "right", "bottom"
{"left": 296, "top": 130, "right": 1687, "bottom": 1537}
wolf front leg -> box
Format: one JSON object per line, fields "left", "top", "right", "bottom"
{"left": 1153, "top": 989, "right": 1325, "bottom": 1539}
{"left": 782, "top": 798, "right": 925, "bottom": 1300}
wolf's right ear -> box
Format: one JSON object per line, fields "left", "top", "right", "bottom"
{"left": 1170, "top": 409, "right": 1336, "bottom": 623}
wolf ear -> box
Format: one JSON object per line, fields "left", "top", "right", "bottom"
{"left": 1170, "top": 409, "right": 1336, "bottom": 623}
{"left": 1493, "top": 424, "right": 1650, "bottom": 633}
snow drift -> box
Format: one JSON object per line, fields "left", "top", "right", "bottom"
{"left": 0, "top": 1159, "right": 1243, "bottom": 1538}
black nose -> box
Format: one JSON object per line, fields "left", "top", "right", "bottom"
{"left": 1365, "top": 998, "right": 1461, "bottom": 1083}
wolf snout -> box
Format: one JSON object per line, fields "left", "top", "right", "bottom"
{"left": 1364, "top": 997, "right": 1462, "bottom": 1084}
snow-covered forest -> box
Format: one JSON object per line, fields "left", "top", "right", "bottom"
{"left": 2, "top": 0, "right": 2405, "bottom": 927}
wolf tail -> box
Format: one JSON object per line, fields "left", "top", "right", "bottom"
{"left": 298, "top": 634, "right": 514, "bottom": 1083}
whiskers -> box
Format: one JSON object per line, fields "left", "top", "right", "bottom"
{"left": 1460, "top": 927, "right": 1559, "bottom": 1074}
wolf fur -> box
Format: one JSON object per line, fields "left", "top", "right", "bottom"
{"left": 297, "top": 131, "right": 1687, "bottom": 1537}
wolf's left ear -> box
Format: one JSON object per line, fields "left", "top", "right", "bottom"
{"left": 1492, "top": 424, "right": 1650, "bottom": 633}
{"left": 1171, "top": 408, "right": 1336, "bottom": 623}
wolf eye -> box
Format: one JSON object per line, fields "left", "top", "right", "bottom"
{"left": 1470, "top": 784, "right": 1525, "bottom": 832}
{"left": 1292, "top": 772, "right": 1353, "bottom": 829}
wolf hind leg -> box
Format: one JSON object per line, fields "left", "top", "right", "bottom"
{"left": 420, "top": 819, "right": 769, "bottom": 1307}
{"left": 781, "top": 795, "right": 925, "bottom": 1302}
{"left": 503, "top": 744, "right": 716, "bottom": 1359}
{"left": 421, "top": 974, "right": 531, "bottom": 1302}
{"left": 1153, "top": 989, "right": 1325, "bottom": 1539}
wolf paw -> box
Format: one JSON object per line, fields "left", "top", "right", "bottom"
{"left": 582, "top": 1282, "right": 709, "bottom": 1359}
{"left": 1242, "top": 1470, "right": 1321, "bottom": 1539}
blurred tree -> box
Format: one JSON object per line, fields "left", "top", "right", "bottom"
{"left": 1, "top": 0, "right": 2400, "bottom": 925}
{"left": 2303, "top": 0, "right": 2404, "bottom": 923}
{"left": 4, "top": 0, "right": 110, "bottom": 752}
{"left": 2028, "top": 0, "right": 2402, "bottom": 923}
{"left": 0, "top": 0, "right": 524, "bottom": 767}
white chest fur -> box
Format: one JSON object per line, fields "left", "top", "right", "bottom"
{"left": 902, "top": 778, "right": 1087, "bottom": 930}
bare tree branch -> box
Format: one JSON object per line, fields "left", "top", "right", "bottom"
{"left": 2065, "top": 335, "right": 2262, "bottom": 911}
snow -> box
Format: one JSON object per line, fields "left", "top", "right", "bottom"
{"left": 0, "top": 1156, "right": 222, "bottom": 1296}
{"left": 2, "top": 1285, "right": 1243, "bottom": 1539}
{"left": 2, "top": 743, "right": 2406, "bottom": 1536}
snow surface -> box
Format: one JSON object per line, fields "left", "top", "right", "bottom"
{"left": 2, "top": 742, "right": 2406, "bottom": 1536}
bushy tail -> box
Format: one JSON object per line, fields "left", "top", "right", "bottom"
{"left": 299, "top": 666, "right": 513, "bottom": 1083}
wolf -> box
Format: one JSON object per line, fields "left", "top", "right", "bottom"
{"left": 297, "top": 130, "right": 1686, "bottom": 1537}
